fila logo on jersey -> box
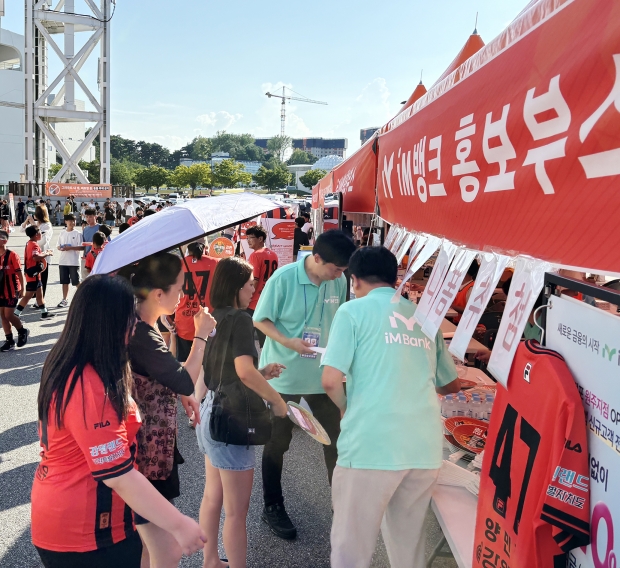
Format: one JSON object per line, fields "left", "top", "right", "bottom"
{"left": 386, "top": 312, "right": 431, "bottom": 349}
{"left": 523, "top": 363, "right": 532, "bottom": 383}
{"left": 564, "top": 439, "right": 583, "bottom": 453}
{"left": 94, "top": 420, "right": 111, "bottom": 429}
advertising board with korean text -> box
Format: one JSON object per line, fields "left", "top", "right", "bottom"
{"left": 547, "top": 294, "right": 620, "bottom": 568}
{"left": 377, "top": 0, "right": 620, "bottom": 273}
{"left": 46, "top": 183, "right": 112, "bottom": 198}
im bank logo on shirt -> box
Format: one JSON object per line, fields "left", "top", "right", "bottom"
{"left": 385, "top": 311, "right": 431, "bottom": 350}
{"left": 324, "top": 295, "right": 339, "bottom": 304}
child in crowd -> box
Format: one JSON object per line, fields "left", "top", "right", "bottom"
{"left": 84, "top": 232, "right": 106, "bottom": 275}
{"left": 57, "top": 214, "right": 84, "bottom": 308}
{"left": 0, "top": 230, "right": 29, "bottom": 351}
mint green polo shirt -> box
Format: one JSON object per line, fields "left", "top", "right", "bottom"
{"left": 253, "top": 258, "right": 347, "bottom": 395}
{"left": 322, "top": 287, "right": 457, "bottom": 470}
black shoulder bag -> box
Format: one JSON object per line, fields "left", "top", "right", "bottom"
{"left": 208, "top": 309, "right": 272, "bottom": 447}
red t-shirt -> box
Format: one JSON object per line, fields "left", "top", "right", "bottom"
{"left": 174, "top": 255, "right": 219, "bottom": 340}
{"left": 0, "top": 249, "right": 22, "bottom": 298}
{"left": 473, "top": 341, "right": 590, "bottom": 568}
{"left": 25, "top": 240, "right": 45, "bottom": 283}
{"left": 31, "top": 365, "right": 141, "bottom": 552}
{"left": 85, "top": 245, "right": 105, "bottom": 272}
{"left": 248, "top": 247, "right": 279, "bottom": 310}
{"left": 127, "top": 216, "right": 139, "bottom": 226}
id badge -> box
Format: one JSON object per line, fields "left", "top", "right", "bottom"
{"left": 301, "top": 327, "right": 321, "bottom": 359}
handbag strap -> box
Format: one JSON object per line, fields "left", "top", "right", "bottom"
{"left": 213, "top": 308, "right": 237, "bottom": 395}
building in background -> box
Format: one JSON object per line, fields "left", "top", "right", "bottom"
{"left": 360, "top": 127, "right": 379, "bottom": 145}
{"left": 311, "top": 155, "right": 344, "bottom": 171}
{"left": 0, "top": 27, "right": 24, "bottom": 193}
{"left": 180, "top": 153, "right": 261, "bottom": 176}
{"left": 255, "top": 137, "right": 348, "bottom": 159}
{"left": 46, "top": 96, "right": 97, "bottom": 172}
{"left": 287, "top": 163, "right": 312, "bottom": 193}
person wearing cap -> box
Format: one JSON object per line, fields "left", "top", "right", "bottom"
{"left": 321, "top": 246, "right": 460, "bottom": 568}
{"left": 253, "top": 230, "right": 356, "bottom": 540}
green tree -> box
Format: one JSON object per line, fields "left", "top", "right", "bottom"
{"left": 213, "top": 159, "right": 252, "bottom": 188}
{"left": 78, "top": 160, "right": 101, "bottom": 184}
{"left": 267, "top": 135, "right": 292, "bottom": 162}
{"left": 134, "top": 167, "right": 153, "bottom": 190}
{"left": 190, "top": 136, "right": 212, "bottom": 161}
{"left": 110, "top": 159, "right": 134, "bottom": 186}
{"left": 299, "top": 169, "right": 327, "bottom": 189}
{"left": 286, "top": 149, "right": 317, "bottom": 165}
{"left": 171, "top": 163, "right": 211, "bottom": 196}
{"left": 149, "top": 166, "right": 171, "bottom": 189}
{"left": 211, "top": 131, "right": 255, "bottom": 154}
{"left": 254, "top": 165, "right": 292, "bottom": 192}
{"left": 48, "top": 163, "right": 62, "bottom": 180}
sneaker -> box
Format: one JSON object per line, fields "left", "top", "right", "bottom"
{"left": 262, "top": 504, "right": 297, "bottom": 540}
{"left": 17, "top": 328, "right": 29, "bottom": 348}
{"left": 31, "top": 303, "right": 42, "bottom": 309}
{"left": 57, "top": 299, "right": 68, "bottom": 308}
{"left": 0, "top": 339, "right": 15, "bottom": 352}
{"left": 41, "top": 312, "right": 55, "bottom": 319}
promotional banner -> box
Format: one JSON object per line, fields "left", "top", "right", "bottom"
{"left": 414, "top": 240, "right": 459, "bottom": 327}
{"left": 331, "top": 134, "right": 377, "bottom": 213}
{"left": 262, "top": 218, "right": 294, "bottom": 266}
{"left": 488, "top": 257, "right": 550, "bottom": 387}
{"left": 311, "top": 172, "right": 333, "bottom": 210}
{"left": 46, "top": 182, "right": 112, "bottom": 198}
{"left": 393, "top": 231, "right": 415, "bottom": 265}
{"left": 547, "top": 294, "right": 620, "bottom": 568}
{"left": 377, "top": 0, "right": 620, "bottom": 273}
{"left": 421, "top": 248, "right": 477, "bottom": 340}
{"left": 449, "top": 252, "right": 510, "bottom": 361}
{"left": 209, "top": 237, "right": 235, "bottom": 258}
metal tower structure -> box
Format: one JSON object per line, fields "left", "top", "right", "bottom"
{"left": 25, "top": 0, "right": 112, "bottom": 185}
{"left": 265, "top": 87, "right": 327, "bottom": 137}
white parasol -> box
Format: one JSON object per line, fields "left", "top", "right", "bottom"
{"left": 92, "top": 193, "right": 278, "bottom": 275}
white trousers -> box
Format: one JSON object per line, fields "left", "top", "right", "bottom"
{"left": 331, "top": 466, "right": 439, "bottom": 568}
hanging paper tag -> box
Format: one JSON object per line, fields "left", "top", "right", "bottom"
{"left": 449, "top": 253, "right": 510, "bottom": 361}
{"left": 394, "top": 232, "right": 416, "bottom": 265}
{"left": 421, "top": 249, "right": 477, "bottom": 340}
{"left": 383, "top": 224, "right": 400, "bottom": 251}
{"left": 388, "top": 227, "right": 406, "bottom": 254}
{"left": 391, "top": 235, "right": 440, "bottom": 303}
{"left": 487, "top": 257, "right": 550, "bottom": 388}
{"left": 414, "top": 241, "right": 459, "bottom": 327}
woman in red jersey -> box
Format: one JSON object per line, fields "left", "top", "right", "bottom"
{"left": 31, "top": 275, "right": 205, "bottom": 568}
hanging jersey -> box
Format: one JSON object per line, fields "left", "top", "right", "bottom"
{"left": 473, "top": 341, "right": 590, "bottom": 568}
{"left": 31, "top": 365, "right": 141, "bottom": 552}
{"left": 0, "top": 250, "right": 22, "bottom": 299}
{"left": 248, "top": 247, "right": 279, "bottom": 310}
{"left": 174, "top": 255, "right": 219, "bottom": 340}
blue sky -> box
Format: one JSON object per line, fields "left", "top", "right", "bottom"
{"left": 2, "top": 0, "right": 528, "bottom": 154}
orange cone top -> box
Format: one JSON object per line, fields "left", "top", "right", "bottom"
{"left": 433, "top": 31, "right": 485, "bottom": 87}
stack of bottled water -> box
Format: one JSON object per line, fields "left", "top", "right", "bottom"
{"left": 440, "top": 391, "right": 495, "bottom": 421}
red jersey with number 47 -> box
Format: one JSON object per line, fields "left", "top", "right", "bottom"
{"left": 174, "top": 255, "right": 219, "bottom": 340}
{"left": 473, "top": 340, "right": 590, "bottom": 568}
{"left": 248, "top": 247, "right": 278, "bottom": 310}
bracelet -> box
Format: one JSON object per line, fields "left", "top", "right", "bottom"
{"left": 194, "top": 336, "right": 208, "bottom": 344}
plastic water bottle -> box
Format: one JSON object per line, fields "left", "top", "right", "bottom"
{"left": 456, "top": 392, "right": 468, "bottom": 417}
{"left": 470, "top": 393, "right": 483, "bottom": 420}
{"left": 483, "top": 394, "right": 495, "bottom": 421}
{"left": 441, "top": 394, "right": 457, "bottom": 418}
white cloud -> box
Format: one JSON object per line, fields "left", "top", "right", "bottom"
{"left": 196, "top": 111, "right": 243, "bottom": 133}
{"left": 355, "top": 77, "right": 393, "bottom": 118}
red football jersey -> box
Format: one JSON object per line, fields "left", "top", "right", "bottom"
{"left": 31, "top": 365, "right": 141, "bottom": 552}
{"left": 248, "top": 247, "right": 278, "bottom": 310}
{"left": 25, "top": 240, "right": 45, "bottom": 283}
{"left": 0, "top": 249, "right": 22, "bottom": 298}
{"left": 174, "top": 255, "right": 219, "bottom": 340}
{"left": 473, "top": 341, "right": 590, "bottom": 568}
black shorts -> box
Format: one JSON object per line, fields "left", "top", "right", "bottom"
{"left": 59, "top": 265, "right": 81, "bottom": 286}
{"left": 0, "top": 297, "right": 18, "bottom": 308}
{"left": 25, "top": 279, "right": 42, "bottom": 292}
{"left": 36, "top": 530, "right": 142, "bottom": 568}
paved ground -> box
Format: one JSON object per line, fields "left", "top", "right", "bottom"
{"left": 0, "top": 227, "right": 457, "bottom": 567}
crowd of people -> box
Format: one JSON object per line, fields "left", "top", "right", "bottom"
{"left": 21, "top": 203, "right": 464, "bottom": 568}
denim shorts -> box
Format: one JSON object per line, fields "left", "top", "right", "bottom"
{"left": 196, "top": 391, "right": 256, "bottom": 471}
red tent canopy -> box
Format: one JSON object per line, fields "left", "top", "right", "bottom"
{"left": 431, "top": 30, "right": 485, "bottom": 87}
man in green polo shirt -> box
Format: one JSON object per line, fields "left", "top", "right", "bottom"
{"left": 321, "top": 246, "right": 461, "bottom": 568}
{"left": 253, "top": 229, "right": 356, "bottom": 540}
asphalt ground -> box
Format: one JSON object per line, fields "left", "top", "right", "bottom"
{"left": 0, "top": 227, "right": 457, "bottom": 568}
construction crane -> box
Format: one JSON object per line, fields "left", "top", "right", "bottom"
{"left": 265, "top": 87, "right": 327, "bottom": 137}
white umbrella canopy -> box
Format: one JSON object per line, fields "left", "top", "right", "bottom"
{"left": 92, "top": 193, "right": 277, "bottom": 275}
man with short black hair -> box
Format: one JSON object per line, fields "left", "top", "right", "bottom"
{"left": 321, "top": 246, "right": 460, "bottom": 568}
{"left": 57, "top": 214, "right": 83, "bottom": 307}
{"left": 81, "top": 208, "right": 100, "bottom": 280}
{"left": 253, "top": 229, "right": 356, "bottom": 540}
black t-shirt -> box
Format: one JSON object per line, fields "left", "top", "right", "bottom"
{"left": 104, "top": 206, "right": 115, "bottom": 221}
{"left": 203, "top": 308, "right": 258, "bottom": 391}
{"left": 294, "top": 227, "right": 309, "bottom": 255}
{"left": 129, "top": 320, "right": 194, "bottom": 395}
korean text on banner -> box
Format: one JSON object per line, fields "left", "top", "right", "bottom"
{"left": 421, "top": 249, "right": 477, "bottom": 340}
{"left": 376, "top": 0, "right": 620, "bottom": 274}
{"left": 331, "top": 134, "right": 377, "bottom": 214}
{"left": 46, "top": 182, "right": 112, "bottom": 198}
{"left": 547, "top": 294, "right": 620, "bottom": 568}
{"left": 414, "top": 241, "right": 458, "bottom": 327}
{"left": 488, "top": 257, "right": 549, "bottom": 387}
{"left": 391, "top": 235, "right": 440, "bottom": 303}
{"left": 311, "top": 173, "right": 333, "bottom": 210}
{"left": 263, "top": 218, "right": 294, "bottom": 266}
{"left": 449, "top": 252, "right": 510, "bottom": 361}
